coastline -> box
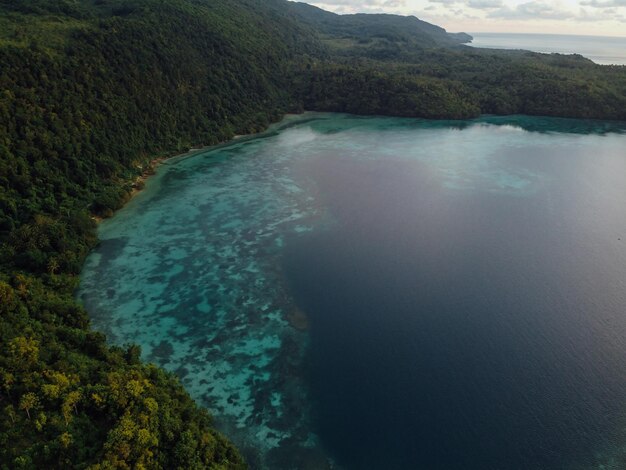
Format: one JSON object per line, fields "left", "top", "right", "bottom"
{"left": 93, "top": 113, "right": 313, "bottom": 224}
{"left": 129, "top": 145, "right": 220, "bottom": 198}
{"left": 92, "top": 133, "right": 261, "bottom": 224}
{"left": 91, "top": 147, "right": 215, "bottom": 224}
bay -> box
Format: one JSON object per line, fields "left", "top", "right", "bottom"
{"left": 78, "top": 113, "right": 626, "bottom": 469}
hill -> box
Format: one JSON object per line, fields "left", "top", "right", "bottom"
{"left": 287, "top": 1, "right": 471, "bottom": 58}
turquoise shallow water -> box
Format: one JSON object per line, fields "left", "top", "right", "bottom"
{"left": 79, "top": 113, "right": 626, "bottom": 469}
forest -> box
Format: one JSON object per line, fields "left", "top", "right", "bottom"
{"left": 0, "top": 0, "right": 625, "bottom": 468}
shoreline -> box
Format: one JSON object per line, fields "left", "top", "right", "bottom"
{"left": 94, "top": 113, "right": 313, "bottom": 224}
{"left": 130, "top": 143, "right": 223, "bottom": 197}
{"left": 92, "top": 132, "right": 264, "bottom": 224}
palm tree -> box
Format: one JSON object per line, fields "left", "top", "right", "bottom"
{"left": 48, "top": 257, "right": 59, "bottom": 276}
{"left": 19, "top": 392, "right": 38, "bottom": 419}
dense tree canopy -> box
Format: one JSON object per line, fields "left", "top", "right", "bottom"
{"left": 0, "top": 0, "right": 624, "bottom": 468}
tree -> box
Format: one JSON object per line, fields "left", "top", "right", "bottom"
{"left": 19, "top": 393, "right": 39, "bottom": 420}
{"left": 0, "top": 369, "right": 15, "bottom": 398}
{"left": 47, "top": 257, "right": 59, "bottom": 275}
{"left": 8, "top": 337, "right": 39, "bottom": 370}
{"left": 62, "top": 390, "right": 81, "bottom": 426}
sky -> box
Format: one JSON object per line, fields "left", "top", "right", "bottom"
{"left": 308, "top": 0, "right": 626, "bottom": 36}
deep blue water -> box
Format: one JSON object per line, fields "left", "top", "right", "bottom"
{"left": 79, "top": 114, "right": 626, "bottom": 469}
{"left": 469, "top": 33, "right": 626, "bottom": 65}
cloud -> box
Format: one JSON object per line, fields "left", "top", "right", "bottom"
{"left": 467, "top": 0, "right": 503, "bottom": 9}
{"left": 577, "top": 6, "right": 626, "bottom": 20}
{"left": 311, "top": 0, "right": 407, "bottom": 13}
{"left": 580, "top": 0, "right": 626, "bottom": 7}
{"left": 314, "top": 0, "right": 407, "bottom": 6}
{"left": 488, "top": 1, "right": 575, "bottom": 20}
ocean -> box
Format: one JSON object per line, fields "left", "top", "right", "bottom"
{"left": 468, "top": 33, "right": 626, "bottom": 65}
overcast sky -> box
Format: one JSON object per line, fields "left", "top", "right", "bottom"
{"left": 308, "top": 0, "right": 626, "bottom": 36}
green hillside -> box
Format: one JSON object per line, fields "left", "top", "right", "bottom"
{"left": 297, "top": 51, "right": 626, "bottom": 120}
{"left": 0, "top": 1, "right": 625, "bottom": 468}
{"left": 287, "top": 1, "right": 471, "bottom": 57}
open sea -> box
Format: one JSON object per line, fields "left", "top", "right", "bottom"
{"left": 468, "top": 33, "right": 626, "bottom": 65}
{"left": 78, "top": 113, "right": 626, "bottom": 469}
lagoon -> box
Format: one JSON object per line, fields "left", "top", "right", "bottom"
{"left": 79, "top": 113, "right": 626, "bottom": 469}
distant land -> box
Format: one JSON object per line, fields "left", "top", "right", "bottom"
{"left": 0, "top": 0, "right": 625, "bottom": 468}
